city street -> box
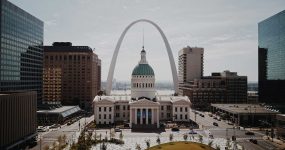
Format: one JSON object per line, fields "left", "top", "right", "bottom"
{"left": 30, "top": 115, "right": 94, "bottom": 150}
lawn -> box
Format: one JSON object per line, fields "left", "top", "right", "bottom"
{"left": 147, "top": 141, "right": 215, "bottom": 150}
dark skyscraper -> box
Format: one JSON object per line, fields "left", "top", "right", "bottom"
{"left": 0, "top": 0, "right": 44, "bottom": 104}
{"left": 258, "top": 10, "right": 285, "bottom": 105}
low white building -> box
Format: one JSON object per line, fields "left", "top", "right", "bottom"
{"left": 93, "top": 47, "right": 191, "bottom": 128}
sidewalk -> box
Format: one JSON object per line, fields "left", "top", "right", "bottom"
{"left": 262, "top": 136, "right": 285, "bottom": 149}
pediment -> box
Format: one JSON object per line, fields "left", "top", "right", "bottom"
{"left": 172, "top": 99, "right": 191, "bottom": 105}
{"left": 130, "top": 99, "right": 159, "bottom": 106}
{"left": 94, "top": 98, "right": 115, "bottom": 105}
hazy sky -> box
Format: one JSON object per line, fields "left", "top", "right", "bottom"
{"left": 10, "top": 0, "right": 285, "bottom": 82}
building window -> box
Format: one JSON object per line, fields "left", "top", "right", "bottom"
{"left": 167, "top": 106, "right": 171, "bottom": 110}
{"left": 175, "top": 115, "right": 177, "bottom": 119}
{"left": 116, "top": 105, "right": 120, "bottom": 110}
{"left": 175, "top": 107, "right": 177, "bottom": 112}
{"left": 104, "top": 114, "right": 106, "bottom": 119}
{"left": 123, "top": 113, "right": 125, "bottom": 117}
{"left": 123, "top": 106, "right": 125, "bottom": 110}
{"left": 161, "top": 106, "right": 164, "bottom": 110}
{"left": 109, "top": 107, "right": 112, "bottom": 111}
{"left": 104, "top": 107, "right": 106, "bottom": 112}
{"left": 167, "top": 113, "right": 170, "bottom": 118}
{"left": 99, "top": 107, "right": 101, "bottom": 112}
{"left": 116, "top": 113, "right": 120, "bottom": 117}
{"left": 99, "top": 114, "right": 101, "bottom": 119}
{"left": 180, "top": 114, "right": 182, "bottom": 120}
{"left": 185, "top": 107, "right": 188, "bottom": 112}
{"left": 180, "top": 107, "right": 182, "bottom": 112}
{"left": 127, "top": 106, "right": 130, "bottom": 110}
{"left": 185, "top": 115, "right": 188, "bottom": 120}
{"left": 109, "top": 114, "right": 111, "bottom": 119}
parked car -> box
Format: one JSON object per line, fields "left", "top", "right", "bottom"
{"left": 124, "top": 123, "right": 130, "bottom": 128}
{"left": 50, "top": 124, "right": 60, "bottom": 129}
{"left": 189, "top": 130, "right": 197, "bottom": 134}
{"left": 249, "top": 139, "right": 257, "bottom": 144}
{"left": 209, "top": 134, "right": 214, "bottom": 139}
{"left": 199, "top": 114, "right": 205, "bottom": 117}
{"left": 208, "top": 114, "right": 213, "bottom": 117}
{"left": 171, "top": 127, "right": 180, "bottom": 131}
{"left": 67, "top": 122, "right": 72, "bottom": 126}
{"left": 213, "top": 117, "right": 217, "bottom": 120}
{"left": 115, "top": 128, "right": 122, "bottom": 132}
{"left": 217, "top": 118, "right": 221, "bottom": 121}
{"left": 228, "top": 122, "right": 234, "bottom": 125}
{"left": 213, "top": 122, "right": 218, "bottom": 126}
{"left": 245, "top": 131, "right": 255, "bottom": 135}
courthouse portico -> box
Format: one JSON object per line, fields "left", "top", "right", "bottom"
{"left": 130, "top": 99, "right": 160, "bottom": 128}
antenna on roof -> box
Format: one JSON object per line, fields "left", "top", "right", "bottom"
{"left": 142, "top": 28, "right": 144, "bottom": 49}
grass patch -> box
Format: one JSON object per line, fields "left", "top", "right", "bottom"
{"left": 147, "top": 141, "right": 215, "bottom": 150}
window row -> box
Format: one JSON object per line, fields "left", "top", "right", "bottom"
{"left": 132, "top": 83, "right": 154, "bottom": 88}
{"left": 174, "top": 107, "right": 188, "bottom": 112}
{"left": 98, "top": 107, "right": 112, "bottom": 112}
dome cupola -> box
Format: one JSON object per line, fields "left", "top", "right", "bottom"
{"left": 131, "top": 47, "right": 156, "bottom": 100}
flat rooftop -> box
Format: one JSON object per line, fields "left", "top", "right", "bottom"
{"left": 93, "top": 95, "right": 189, "bottom": 103}
{"left": 37, "top": 106, "right": 81, "bottom": 117}
{"left": 211, "top": 104, "right": 280, "bottom": 114}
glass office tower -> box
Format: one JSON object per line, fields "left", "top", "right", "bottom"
{"left": 258, "top": 10, "right": 285, "bottom": 104}
{"left": 0, "top": 0, "right": 44, "bottom": 105}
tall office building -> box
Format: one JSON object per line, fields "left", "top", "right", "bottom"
{"left": 0, "top": 91, "right": 37, "bottom": 149}
{"left": 43, "top": 42, "right": 101, "bottom": 111}
{"left": 178, "top": 46, "right": 204, "bottom": 83}
{"left": 258, "top": 10, "right": 285, "bottom": 104}
{"left": 0, "top": 0, "right": 44, "bottom": 105}
{"left": 180, "top": 70, "right": 247, "bottom": 110}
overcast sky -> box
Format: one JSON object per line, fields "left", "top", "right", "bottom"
{"left": 10, "top": 0, "right": 285, "bottom": 82}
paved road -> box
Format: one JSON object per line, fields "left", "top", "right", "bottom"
{"left": 189, "top": 110, "right": 234, "bottom": 129}
{"left": 30, "top": 115, "right": 94, "bottom": 150}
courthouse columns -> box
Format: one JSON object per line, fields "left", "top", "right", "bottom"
{"left": 130, "top": 108, "right": 132, "bottom": 128}
{"left": 135, "top": 108, "right": 137, "bottom": 124}
{"left": 146, "top": 108, "right": 149, "bottom": 125}
{"left": 157, "top": 108, "right": 159, "bottom": 128}
{"left": 140, "top": 108, "right": 143, "bottom": 124}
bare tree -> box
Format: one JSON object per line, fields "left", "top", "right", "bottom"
{"left": 119, "top": 131, "right": 124, "bottom": 141}
{"left": 198, "top": 135, "right": 203, "bottom": 143}
{"left": 156, "top": 136, "right": 161, "bottom": 145}
{"left": 135, "top": 143, "right": 141, "bottom": 150}
{"left": 183, "top": 133, "right": 188, "bottom": 142}
{"left": 169, "top": 133, "right": 173, "bottom": 142}
{"left": 145, "top": 139, "right": 150, "bottom": 149}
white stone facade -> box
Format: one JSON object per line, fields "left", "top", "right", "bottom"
{"left": 93, "top": 96, "right": 191, "bottom": 128}
{"left": 131, "top": 75, "right": 155, "bottom": 99}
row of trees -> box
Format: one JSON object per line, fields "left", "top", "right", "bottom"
{"left": 70, "top": 129, "right": 124, "bottom": 150}
{"left": 134, "top": 133, "right": 224, "bottom": 150}
{"left": 43, "top": 135, "right": 67, "bottom": 150}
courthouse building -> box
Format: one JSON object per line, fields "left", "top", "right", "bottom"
{"left": 93, "top": 47, "right": 191, "bottom": 128}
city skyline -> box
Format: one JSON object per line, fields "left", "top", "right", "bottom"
{"left": 10, "top": 0, "right": 285, "bottom": 82}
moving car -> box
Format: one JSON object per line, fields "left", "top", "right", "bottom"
{"left": 171, "top": 127, "right": 180, "bottom": 131}
{"left": 213, "top": 122, "right": 218, "bottom": 126}
{"left": 249, "top": 139, "right": 257, "bottom": 144}
{"left": 245, "top": 131, "right": 255, "bottom": 135}
{"left": 189, "top": 130, "right": 197, "bottom": 134}
{"left": 115, "top": 128, "right": 122, "bottom": 132}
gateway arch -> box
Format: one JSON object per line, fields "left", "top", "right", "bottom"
{"left": 106, "top": 19, "right": 179, "bottom": 95}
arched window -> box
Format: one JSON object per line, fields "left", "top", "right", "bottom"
{"left": 146, "top": 83, "right": 148, "bottom": 88}
{"left": 142, "top": 83, "right": 144, "bottom": 88}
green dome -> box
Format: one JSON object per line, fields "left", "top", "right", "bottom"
{"left": 132, "top": 64, "right": 154, "bottom": 75}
